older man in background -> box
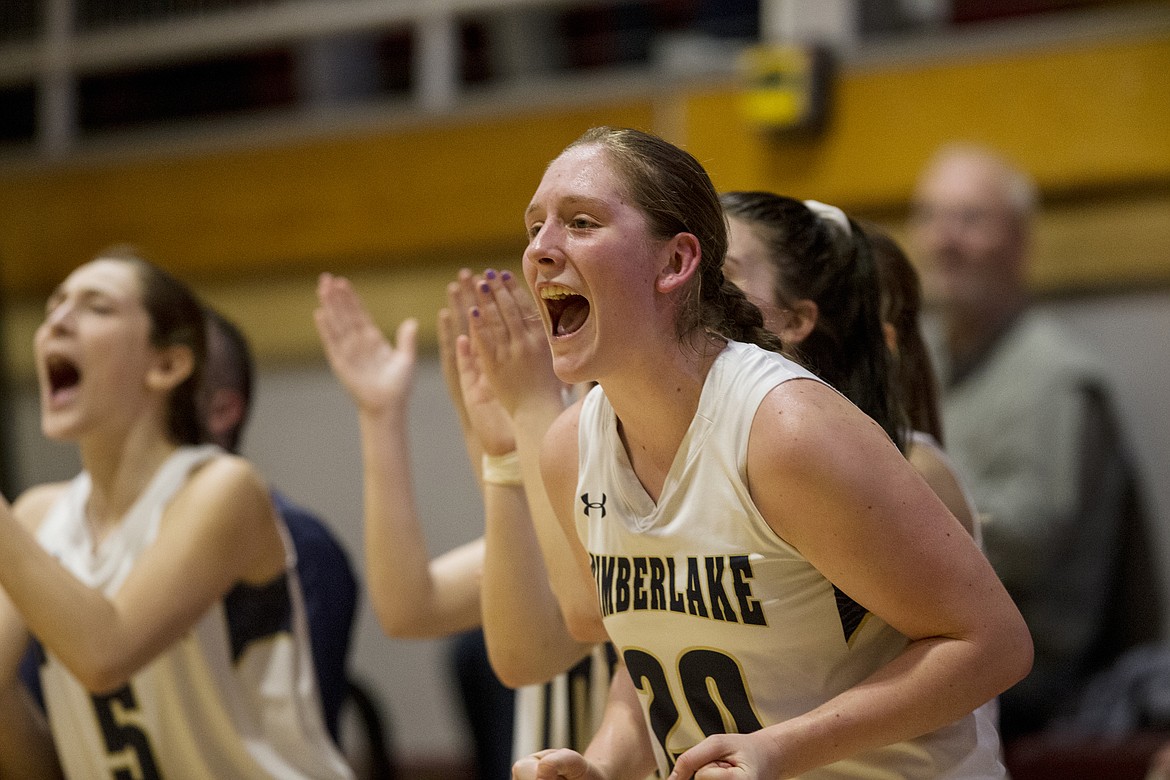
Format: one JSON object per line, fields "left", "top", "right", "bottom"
{"left": 908, "top": 143, "right": 1160, "bottom": 742}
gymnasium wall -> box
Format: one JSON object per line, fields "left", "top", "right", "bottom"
{"left": 2, "top": 20, "right": 1168, "bottom": 366}
{"left": 3, "top": 11, "right": 1169, "bottom": 769}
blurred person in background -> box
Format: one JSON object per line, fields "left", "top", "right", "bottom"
{"left": 0, "top": 249, "right": 353, "bottom": 779}
{"left": 908, "top": 143, "right": 1160, "bottom": 741}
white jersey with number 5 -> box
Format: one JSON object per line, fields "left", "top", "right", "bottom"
{"left": 575, "top": 340, "right": 1005, "bottom": 779}
{"left": 33, "top": 445, "right": 354, "bottom": 780}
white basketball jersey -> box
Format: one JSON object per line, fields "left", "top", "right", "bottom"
{"left": 575, "top": 341, "right": 1005, "bottom": 779}
{"left": 511, "top": 644, "right": 613, "bottom": 759}
{"left": 33, "top": 445, "right": 354, "bottom": 780}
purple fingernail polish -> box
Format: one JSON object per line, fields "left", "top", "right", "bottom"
{"left": 471, "top": 307, "right": 480, "bottom": 317}
{"left": 485, "top": 269, "right": 497, "bottom": 280}
{"left": 501, "top": 270, "right": 512, "bottom": 281}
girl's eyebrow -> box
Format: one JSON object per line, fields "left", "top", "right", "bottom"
{"left": 525, "top": 195, "right": 609, "bottom": 221}
{"left": 44, "top": 286, "right": 72, "bottom": 311}
{"left": 46, "top": 284, "right": 121, "bottom": 310}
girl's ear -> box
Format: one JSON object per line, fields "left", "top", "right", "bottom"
{"left": 655, "top": 232, "right": 702, "bottom": 294}
{"left": 776, "top": 298, "right": 819, "bottom": 345}
{"left": 882, "top": 322, "right": 899, "bottom": 355}
{"left": 146, "top": 344, "right": 195, "bottom": 393}
{"left": 203, "top": 387, "right": 247, "bottom": 450}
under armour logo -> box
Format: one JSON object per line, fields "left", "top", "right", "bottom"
{"left": 581, "top": 492, "right": 607, "bottom": 518}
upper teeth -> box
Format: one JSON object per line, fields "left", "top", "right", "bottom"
{"left": 541, "top": 284, "right": 575, "bottom": 300}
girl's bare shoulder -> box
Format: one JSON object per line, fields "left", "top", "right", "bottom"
{"left": 169, "top": 452, "right": 274, "bottom": 533}
{"left": 12, "top": 481, "right": 71, "bottom": 532}
{"left": 752, "top": 378, "right": 884, "bottom": 460}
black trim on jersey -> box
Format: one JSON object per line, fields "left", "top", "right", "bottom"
{"left": 18, "top": 637, "right": 48, "bottom": 712}
{"left": 225, "top": 573, "right": 292, "bottom": 662}
{"left": 833, "top": 584, "right": 868, "bottom": 643}
{"left": 25, "top": 636, "right": 47, "bottom": 668}
{"left": 540, "top": 681, "right": 553, "bottom": 750}
{"left": 538, "top": 648, "right": 603, "bottom": 753}
{"left": 565, "top": 650, "right": 595, "bottom": 750}
{"left": 603, "top": 642, "right": 618, "bottom": 674}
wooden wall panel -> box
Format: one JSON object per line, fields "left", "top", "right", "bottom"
{"left": 0, "top": 103, "right": 655, "bottom": 296}
{"left": 2, "top": 27, "right": 1167, "bottom": 376}
{"left": 684, "top": 31, "right": 1170, "bottom": 206}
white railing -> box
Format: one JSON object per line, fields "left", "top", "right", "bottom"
{"left": 3, "top": 0, "right": 709, "bottom": 157}
{"left": 7, "top": 0, "right": 1162, "bottom": 162}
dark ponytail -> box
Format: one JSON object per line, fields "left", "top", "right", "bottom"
{"left": 721, "top": 192, "right": 905, "bottom": 451}
{"left": 863, "top": 221, "right": 944, "bottom": 445}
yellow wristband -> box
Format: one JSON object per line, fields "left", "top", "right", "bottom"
{"left": 482, "top": 451, "right": 523, "bottom": 486}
